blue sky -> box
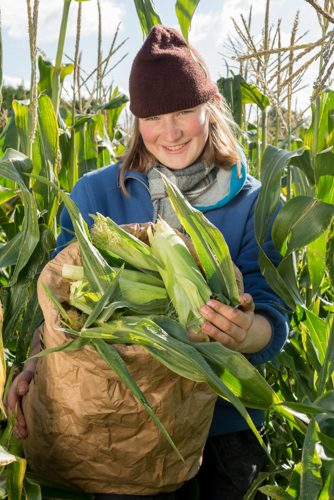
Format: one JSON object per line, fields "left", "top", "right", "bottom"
{"left": 2, "top": 0, "right": 321, "bottom": 110}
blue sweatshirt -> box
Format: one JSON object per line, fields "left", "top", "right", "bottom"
{"left": 57, "top": 163, "right": 289, "bottom": 436}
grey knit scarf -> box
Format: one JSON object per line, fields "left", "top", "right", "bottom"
{"left": 147, "top": 161, "right": 231, "bottom": 231}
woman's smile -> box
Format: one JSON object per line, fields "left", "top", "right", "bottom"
{"left": 161, "top": 140, "right": 191, "bottom": 153}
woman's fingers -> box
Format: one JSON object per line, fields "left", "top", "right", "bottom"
{"left": 239, "top": 293, "right": 255, "bottom": 312}
{"left": 199, "top": 297, "right": 255, "bottom": 349}
{"left": 4, "top": 370, "right": 34, "bottom": 439}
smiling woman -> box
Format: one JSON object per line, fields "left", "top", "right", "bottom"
{"left": 6, "top": 23, "right": 289, "bottom": 500}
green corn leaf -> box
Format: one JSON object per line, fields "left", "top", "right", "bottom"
{"left": 300, "top": 419, "right": 323, "bottom": 500}
{"left": 35, "top": 94, "right": 59, "bottom": 226}
{"left": 316, "top": 318, "right": 334, "bottom": 395}
{"left": 42, "top": 284, "right": 72, "bottom": 325}
{"left": 0, "top": 189, "right": 18, "bottom": 205}
{"left": 254, "top": 145, "right": 306, "bottom": 309}
{"left": 255, "top": 145, "right": 305, "bottom": 243}
{"left": 318, "top": 473, "right": 334, "bottom": 500}
{"left": 303, "top": 309, "right": 328, "bottom": 366}
{"left": 95, "top": 92, "right": 129, "bottom": 112}
{"left": 133, "top": 0, "right": 161, "bottom": 38}
{"left": 34, "top": 337, "right": 92, "bottom": 358}
{"left": 154, "top": 315, "right": 279, "bottom": 409}
{"left": 304, "top": 89, "right": 334, "bottom": 154}
{"left": 0, "top": 305, "right": 5, "bottom": 414}
{"left": 259, "top": 485, "right": 295, "bottom": 499}
{"left": 92, "top": 338, "right": 183, "bottom": 461}
{"left": 289, "top": 148, "right": 315, "bottom": 186}
{"left": 240, "top": 77, "right": 270, "bottom": 110}
{"left": 12, "top": 100, "right": 29, "bottom": 156}
{"left": 272, "top": 196, "right": 334, "bottom": 255}
{"left": 59, "top": 192, "right": 113, "bottom": 295}
{"left": 161, "top": 173, "right": 240, "bottom": 305}
{"left": 83, "top": 271, "right": 122, "bottom": 327}
{"left": 28, "top": 176, "right": 113, "bottom": 296}
{"left": 307, "top": 228, "right": 328, "bottom": 294}
{"left": 175, "top": 0, "right": 200, "bottom": 44}
{"left": 0, "top": 233, "right": 23, "bottom": 268}
{"left": 6, "top": 457, "right": 27, "bottom": 500}
{"left": 79, "top": 318, "right": 270, "bottom": 455}
{"left": 217, "top": 75, "right": 243, "bottom": 125}
{"left": 0, "top": 150, "right": 39, "bottom": 285}
{"left": 23, "top": 478, "right": 42, "bottom": 500}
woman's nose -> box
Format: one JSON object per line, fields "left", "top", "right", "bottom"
{"left": 161, "top": 118, "right": 183, "bottom": 143}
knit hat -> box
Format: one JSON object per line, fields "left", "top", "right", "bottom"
{"left": 129, "top": 25, "right": 218, "bottom": 118}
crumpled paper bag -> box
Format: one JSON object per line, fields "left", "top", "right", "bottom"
{"left": 23, "top": 241, "right": 217, "bottom": 494}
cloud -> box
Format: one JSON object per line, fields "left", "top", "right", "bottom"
{"left": 3, "top": 75, "right": 29, "bottom": 88}
{"left": 189, "top": 0, "right": 263, "bottom": 47}
{"left": 2, "top": 0, "right": 125, "bottom": 43}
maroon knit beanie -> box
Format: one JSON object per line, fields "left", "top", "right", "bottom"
{"left": 129, "top": 25, "right": 218, "bottom": 118}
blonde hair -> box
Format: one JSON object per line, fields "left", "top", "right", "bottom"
{"left": 119, "top": 96, "right": 241, "bottom": 193}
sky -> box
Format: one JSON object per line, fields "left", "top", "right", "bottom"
{"left": 1, "top": 0, "right": 323, "bottom": 111}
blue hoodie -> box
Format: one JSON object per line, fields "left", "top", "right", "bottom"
{"left": 57, "top": 162, "right": 289, "bottom": 436}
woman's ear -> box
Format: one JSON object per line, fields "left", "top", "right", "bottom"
{"left": 213, "top": 93, "right": 221, "bottom": 105}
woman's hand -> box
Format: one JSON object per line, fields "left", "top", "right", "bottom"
{"left": 5, "top": 368, "right": 34, "bottom": 439}
{"left": 199, "top": 293, "right": 272, "bottom": 353}
{"left": 4, "top": 326, "right": 41, "bottom": 439}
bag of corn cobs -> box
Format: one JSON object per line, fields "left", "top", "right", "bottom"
{"left": 23, "top": 178, "right": 245, "bottom": 495}
{"left": 22, "top": 236, "right": 224, "bottom": 495}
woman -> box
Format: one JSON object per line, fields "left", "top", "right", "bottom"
{"left": 7, "top": 25, "right": 289, "bottom": 499}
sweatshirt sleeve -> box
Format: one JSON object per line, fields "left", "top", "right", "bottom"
{"left": 234, "top": 192, "right": 290, "bottom": 365}
{"left": 54, "top": 176, "right": 96, "bottom": 255}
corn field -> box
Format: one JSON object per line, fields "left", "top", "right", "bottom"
{"left": 0, "top": 0, "right": 333, "bottom": 498}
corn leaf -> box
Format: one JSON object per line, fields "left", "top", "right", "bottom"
{"left": 316, "top": 318, "right": 334, "bottom": 395}
{"left": 79, "top": 318, "right": 270, "bottom": 455}
{"left": 272, "top": 196, "right": 334, "bottom": 255}
{"left": 34, "top": 337, "right": 96, "bottom": 358}
{"left": 175, "top": 0, "right": 200, "bottom": 44}
{"left": 6, "top": 457, "right": 27, "bottom": 500}
{"left": 255, "top": 146, "right": 306, "bottom": 309}
{"left": 154, "top": 315, "right": 279, "bottom": 408}
{"left": 0, "top": 150, "right": 39, "bottom": 285}
{"left": 59, "top": 192, "right": 113, "bottom": 295}
{"left": 83, "top": 275, "right": 122, "bottom": 328}
{"left": 23, "top": 478, "right": 42, "bottom": 500}
{"left": 133, "top": 0, "right": 161, "bottom": 38}
{"left": 0, "top": 304, "right": 6, "bottom": 415}
{"left": 91, "top": 338, "right": 183, "bottom": 461}
{"left": 161, "top": 173, "right": 240, "bottom": 305}
{"left": 300, "top": 419, "right": 323, "bottom": 500}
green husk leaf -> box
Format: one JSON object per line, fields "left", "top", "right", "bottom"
{"left": 147, "top": 219, "right": 211, "bottom": 331}
{"left": 161, "top": 172, "right": 240, "bottom": 305}
{"left": 91, "top": 213, "right": 160, "bottom": 272}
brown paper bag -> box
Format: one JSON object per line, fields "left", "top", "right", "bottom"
{"left": 23, "top": 242, "right": 217, "bottom": 494}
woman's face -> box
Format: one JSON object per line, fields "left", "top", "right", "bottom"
{"left": 138, "top": 104, "right": 210, "bottom": 170}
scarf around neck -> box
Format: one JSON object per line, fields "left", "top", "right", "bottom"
{"left": 147, "top": 161, "right": 232, "bottom": 231}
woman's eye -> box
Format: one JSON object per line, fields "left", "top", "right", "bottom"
{"left": 145, "top": 116, "right": 159, "bottom": 121}
{"left": 179, "top": 110, "right": 192, "bottom": 115}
